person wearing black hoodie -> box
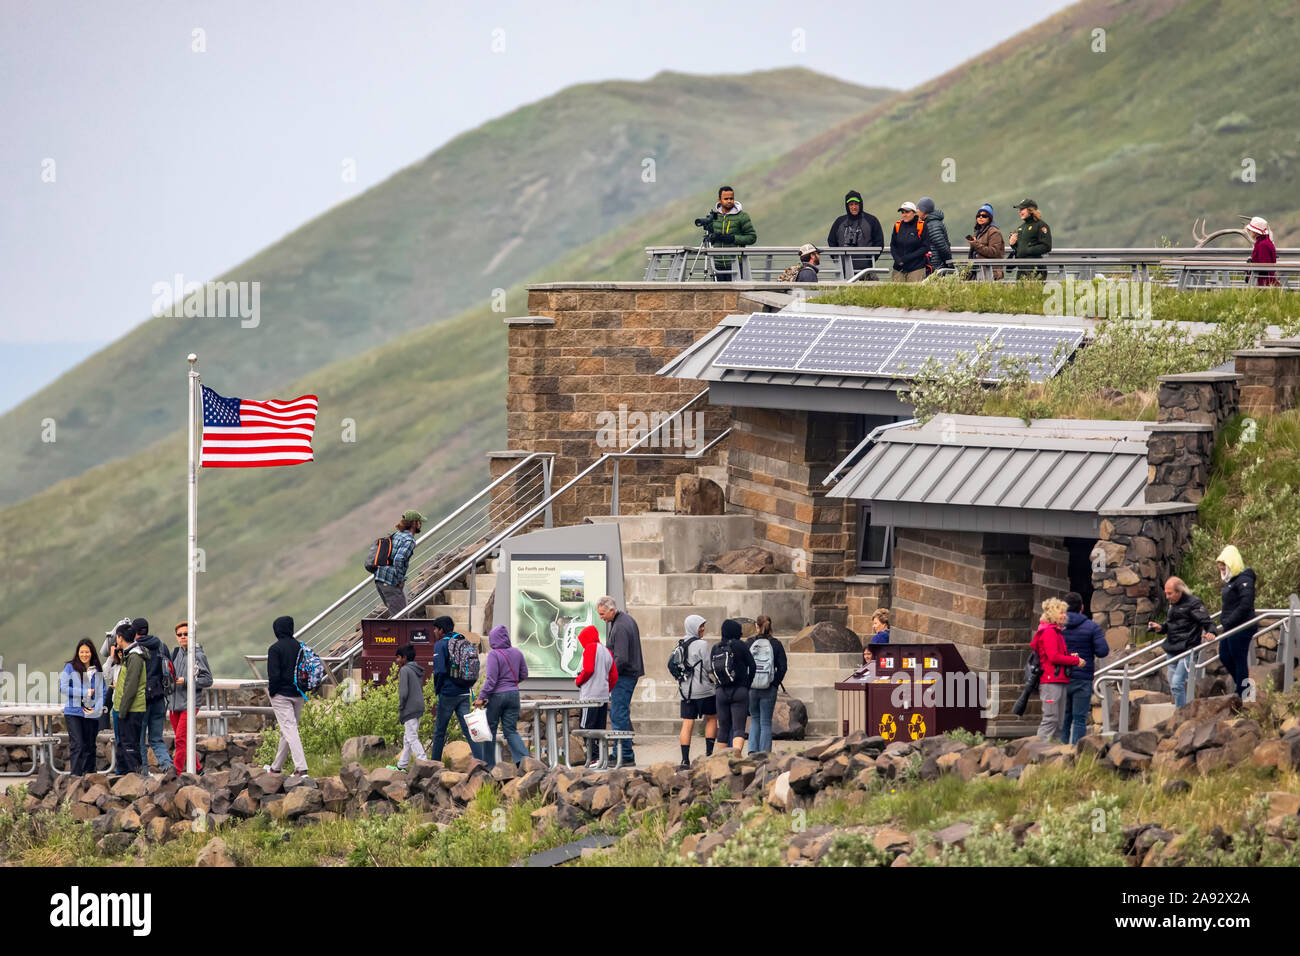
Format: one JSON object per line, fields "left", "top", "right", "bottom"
{"left": 711, "top": 619, "right": 756, "bottom": 751}
{"left": 131, "top": 618, "right": 172, "bottom": 773}
{"left": 917, "top": 197, "right": 953, "bottom": 274}
{"left": 265, "top": 615, "right": 309, "bottom": 775}
{"left": 827, "top": 190, "right": 884, "bottom": 277}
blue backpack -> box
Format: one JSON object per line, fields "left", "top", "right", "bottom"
{"left": 294, "top": 644, "right": 326, "bottom": 696}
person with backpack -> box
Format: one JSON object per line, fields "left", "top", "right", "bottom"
{"left": 793, "top": 243, "right": 820, "bottom": 282}
{"left": 672, "top": 614, "right": 716, "bottom": 769}
{"left": 711, "top": 619, "right": 756, "bottom": 751}
{"left": 1031, "top": 598, "right": 1083, "bottom": 741}
{"left": 131, "top": 619, "right": 172, "bottom": 773}
{"left": 389, "top": 644, "right": 429, "bottom": 771}
{"left": 1057, "top": 592, "right": 1109, "bottom": 745}
{"left": 430, "top": 615, "right": 485, "bottom": 763}
{"left": 474, "top": 625, "right": 531, "bottom": 769}
{"left": 373, "top": 510, "right": 424, "bottom": 617}
{"left": 112, "top": 625, "right": 149, "bottom": 776}
{"left": 100, "top": 617, "right": 131, "bottom": 734}
{"left": 168, "top": 620, "right": 213, "bottom": 774}
{"left": 597, "top": 596, "right": 642, "bottom": 766}
{"left": 1215, "top": 545, "right": 1257, "bottom": 697}
{"left": 574, "top": 623, "right": 618, "bottom": 768}
{"left": 889, "top": 202, "right": 927, "bottom": 281}
{"left": 746, "top": 615, "right": 787, "bottom": 756}
{"left": 265, "top": 614, "right": 309, "bottom": 775}
{"left": 60, "top": 638, "right": 105, "bottom": 775}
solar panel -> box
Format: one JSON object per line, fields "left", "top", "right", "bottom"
{"left": 882, "top": 323, "right": 1003, "bottom": 376}
{"left": 798, "top": 318, "right": 915, "bottom": 374}
{"left": 710, "top": 312, "right": 1085, "bottom": 382}
{"left": 993, "top": 327, "right": 1086, "bottom": 381}
{"left": 712, "top": 313, "right": 831, "bottom": 370}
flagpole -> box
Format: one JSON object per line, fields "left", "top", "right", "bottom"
{"left": 186, "top": 353, "right": 199, "bottom": 774}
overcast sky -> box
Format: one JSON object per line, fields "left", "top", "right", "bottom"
{"left": 1, "top": 0, "right": 1074, "bottom": 358}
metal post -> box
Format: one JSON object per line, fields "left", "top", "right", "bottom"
{"left": 1288, "top": 595, "right": 1299, "bottom": 691}
{"left": 542, "top": 458, "right": 553, "bottom": 529}
{"left": 468, "top": 565, "right": 475, "bottom": 633}
{"left": 1119, "top": 667, "right": 1131, "bottom": 735}
{"left": 1101, "top": 681, "right": 1114, "bottom": 735}
{"left": 611, "top": 457, "right": 620, "bottom": 516}
{"left": 185, "top": 354, "right": 199, "bottom": 774}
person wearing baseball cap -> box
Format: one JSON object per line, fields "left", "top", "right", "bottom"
{"left": 373, "top": 510, "right": 425, "bottom": 617}
{"left": 794, "top": 243, "right": 820, "bottom": 283}
{"left": 1245, "top": 216, "right": 1278, "bottom": 286}
{"left": 1007, "top": 198, "right": 1052, "bottom": 279}
{"left": 890, "top": 202, "right": 927, "bottom": 281}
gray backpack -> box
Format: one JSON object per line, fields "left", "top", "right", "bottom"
{"left": 750, "top": 637, "right": 775, "bottom": 690}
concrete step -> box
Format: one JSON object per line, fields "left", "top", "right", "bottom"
{"left": 623, "top": 557, "right": 661, "bottom": 574}
{"left": 590, "top": 514, "right": 756, "bottom": 573}
{"left": 625, "top": 573, "right": 714, "bottom": 607}
{"left": 625, "top": 541, "right": 664, "bottom": 561}
{"left": 440, "top": 588, "right": 491, "bottom": 607}
{"left": 690, "top": 589, "right": 812, "bottom": 632}
{"left": 697, "top": 465, "right": 728, "bottom": 489}
{"left": 627, "top": 604, "right": 729, "bottom": 641}
{"left": 707, "top": 573, "right": 798, "bottom": 590}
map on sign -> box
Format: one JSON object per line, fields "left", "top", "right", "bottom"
{"left": 509, "top": 554, "right": 608, "bottom": 678}
{"left": 712, "top": 313, "right": 1084, "bottom": 382}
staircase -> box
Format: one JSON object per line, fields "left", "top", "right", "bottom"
{"left": 585, "top": 513, "right": 857, "bottom": 737}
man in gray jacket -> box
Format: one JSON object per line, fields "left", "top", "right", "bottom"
{"left": 390, "top": 644, "right": 428, "bottom": 771}
{"left": 677, "top": 614, "right": 716, "bottom": 769}
{"left": 598, "top": 595, "right": 642, "bottom": 766}
{"left": 168, "top": 621, "right": 213, "bottom": 774}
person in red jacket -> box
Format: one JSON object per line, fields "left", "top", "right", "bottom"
{"left": 1246, "top": 217, "right": 1279, "bottom": 286}
{"left": 574, "top": 625, "right": 617, "bottom": 768}
{"left": 1031, "top": 598, "right": 1083, "bottom": 741}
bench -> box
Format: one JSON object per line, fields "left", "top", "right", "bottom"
{"left": 569, "top": 730, "right": 635, "bottom": 770}
{"left": 0, "top": 735, "right": 62, "bottom": 776}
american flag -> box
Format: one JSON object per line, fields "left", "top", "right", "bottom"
{"left": 200, "top": 386, "right": 318, "bottom": 468}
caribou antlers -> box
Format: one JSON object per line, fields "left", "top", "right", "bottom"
{"left": 1192, "top": 217, "right": 1251, "bottom": 247}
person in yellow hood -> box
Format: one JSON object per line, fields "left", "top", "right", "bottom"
{"left": 1215, "top": 545, "right": 1257, "bottom": 697}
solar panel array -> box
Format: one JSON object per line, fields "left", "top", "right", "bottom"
{"left": 712, "top": 313, "right": 1085, "bottom": 382}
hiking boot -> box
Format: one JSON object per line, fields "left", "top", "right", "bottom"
{"left": 262, "top": 764, "right": 281, "bottom": 774}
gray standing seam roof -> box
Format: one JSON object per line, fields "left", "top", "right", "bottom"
{"left": 827, "top": 417, "right": 1150, "bottom": 515}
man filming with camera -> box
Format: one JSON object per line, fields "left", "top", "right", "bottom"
{"left": 696, "top": 185, "right": 756, "bottom": 281}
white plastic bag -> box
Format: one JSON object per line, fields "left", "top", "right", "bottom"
{"left": 465, "top": 705, "right": 492, "bottom": 743}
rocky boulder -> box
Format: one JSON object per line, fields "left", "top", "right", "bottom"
{"left": 771, "top": 696, "right": 808, "bottom": 740}
{"left": 675, "top": 474, "right": 724, "bottom": 516}
{"left": 341, "top": 735, "right": 386, "bottom": 763}
{"left": 790, "top": 621, "right": 862, "bottom": 654}
{"left": 698, "top": 546, "right": 778, "bottom": 575}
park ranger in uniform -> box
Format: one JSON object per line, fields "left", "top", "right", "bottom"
{"left": 1007, "top": 198, "right": 1052, "bottom": 278}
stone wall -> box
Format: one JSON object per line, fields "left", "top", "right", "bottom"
{"left": 726, "top": 405, "right": 861, "bottom": 624}
{"left": 890, "top": 530, "right": 1036, "bottom": 718}
{"left": 1030, "top": 537, "right": 1070, "bottom": 613}
{"left": 1156, "top": 371, "right": 1239, "bottom": 427}
{"left": 1146, "top": 423, "right": 1215, "bottom": 504}
{"left": 846, "top": 575, "right": 892, "bottom": 636}
{"left": 1091, "top": 508, "right": 1199, "bottom": 648}
{"left": 1233, "top": 343, "right": 1300, "bottom": 416}
{"left": 502, "top": 285, "right": 743, "bottom": 527}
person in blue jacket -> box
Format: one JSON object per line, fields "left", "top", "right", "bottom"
{"left": 61, "top": 638, "right": 105, "bottom": 774}
{"left": 1058, "top": 592, "right": 1110, "bottom": 744}
{"left": 869, "top": 608, "right": 891, "bottom": 644}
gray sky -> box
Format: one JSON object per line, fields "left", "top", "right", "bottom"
{"left": 1, "top": 0, "right": 1074, "bottom": 355}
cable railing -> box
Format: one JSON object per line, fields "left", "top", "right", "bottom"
{"left": 1093, "top": 600, "right": 1299, "bottom": 735}
{"left": 256, "top": 389, "right": 729, "bottom": 681}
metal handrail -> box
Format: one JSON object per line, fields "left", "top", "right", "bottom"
{"left": 1093, "top": 604, "right": 1297, "bottom": 734}
{"left": 319, "top": 389, "right": 727, "bottom": 677}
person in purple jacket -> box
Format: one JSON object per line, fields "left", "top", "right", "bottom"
{"left": 1057, "top": 591, "right": 1111, "bottom": 745}
{"left": 474, "top": 625, "right": 530, "bottom": 768}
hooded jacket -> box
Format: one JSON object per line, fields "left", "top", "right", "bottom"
{"left": 115, "top": 642, "right": 149, "bottom": 716}
{"left": 827, "top": 191, "right": 884, "bottom": 250}
{"left": 480, "top": 625, "right": 528, "bottom": 697}
{"left": 398, "top": 659, "right": 426, "bottom": 724}
{"left": 574, "top": 625, "right": 617, "bottom": 702}
{"left": 890, "top": 216, "right": 928, "bottom": 273}
{"left": 169, "top": 642, "right": 213, "bottom": 712}
{"left": 1061, "top": 611, "right": 1109, "bottom": 682}
{"left": 1217, "top": 545, "right": 1257, "bottom": 641}
{"left": 921, "top": 208, "right": 953, "bottom": 270}
{"left": 705, "top": 200, "right": 757, "bottom": 247}
{"left": 677, "top": 614, "right": 715, "bottom": 701}
{"left": 967, "top": 204, "right": 1005, "bottom": 261}
{"left": 136, "top": 633, "right": 169, "bottom": 702}
{"left": 266, "top": 616, "right": 302, "bottom": 699}
{"left": 1031, "top": 620, "right": 1081, "bottom": 684}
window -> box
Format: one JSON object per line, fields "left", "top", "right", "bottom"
{"left": 857, "top": 505, "right": 894, "bottom": 570}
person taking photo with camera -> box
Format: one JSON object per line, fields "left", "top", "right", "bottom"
{"left": 697, "top": 185, "right": 756, "bottom": 281}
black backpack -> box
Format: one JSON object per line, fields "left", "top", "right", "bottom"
{"left": 144, "top": 642, "right": 174, "bottom": 702}
{"left": 364, "top": 534, "right": 394, "bottom": 574}
{"left": 708, "top": 642, "right": 737, "bottom": 688}
{"left": 667, "top": 636, "right": 699, "bottom": 683}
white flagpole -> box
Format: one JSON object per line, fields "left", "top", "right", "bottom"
{"left": 186, "top": 354, "right": 200, "bottom": 774}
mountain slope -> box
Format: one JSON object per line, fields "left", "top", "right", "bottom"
{"left": 0, "top": 68, "right": 891, "bottom": 506}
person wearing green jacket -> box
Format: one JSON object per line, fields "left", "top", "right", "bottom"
{"left": 1007, "top": 198, "right": 1052, "bottom": 279}
{"left": 704, "top": 186, "right": 757, "bottom": 281}
{"left": 113, "top": 628, "right": 149, "bottom": 775}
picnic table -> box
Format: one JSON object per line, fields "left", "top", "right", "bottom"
{"left": 520, "top": 698, "right": 605, "bottom": 769}
{"left": 0, "top": 703, "right": 74, "bottom": 776}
